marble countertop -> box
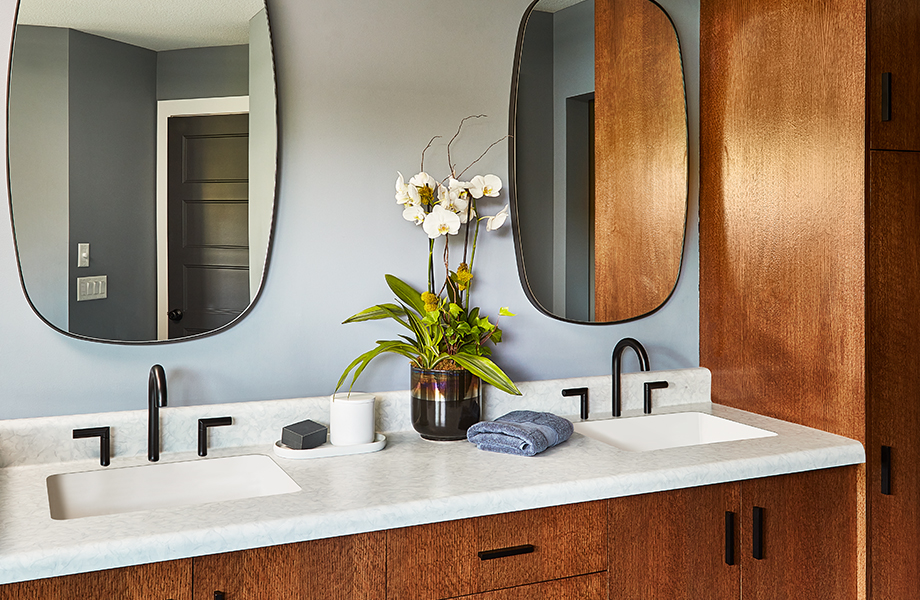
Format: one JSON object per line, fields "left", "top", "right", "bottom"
{"left": 0, "top": 395, "right": 864, "bottom": 584}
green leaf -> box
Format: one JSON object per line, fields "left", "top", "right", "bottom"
{"left": 499, "top": 307, "right": 516, "bottom": 317}
{"left": 448, "top": 303, "right": 463, "bottom": 318}
{"left": 385, "top": 274, "right": 426, "bottom": 316}
{"left": 449, "top": 354, "right": 522, "bottom": 396}
{"left": 335, "top": 340, "right": 419, "bottom": 394}
{"left": 342, "top": 303, "right": 406, "bottom": 324}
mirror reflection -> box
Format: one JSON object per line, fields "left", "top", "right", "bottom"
{"left": 512, "top": 0, "right": 687, "bottom": 323}
{"left": 8, "top": 0, "right": 276, "bottom": 342}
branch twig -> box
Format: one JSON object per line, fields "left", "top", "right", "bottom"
{"left": 457, "top": 135, "right": 511, "bottom": 179}
{"left": 447, "top": 115, "right": 487, "bottom": 177}
{"left": 420, "top": 135, "right": 441, "bottom": 173}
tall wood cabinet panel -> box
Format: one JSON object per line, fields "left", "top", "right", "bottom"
{"left": 701, "top": 2, "right": 920, "bottom": 600}
{"left": 741, "top": 468, "right": 859, "bottom": 600}
{"left": 699, "top": 0, "right": 867, "bottom": 442}
{"left": 0, "top": 559, "right": 191, "bottom": 600}
{"left": 192, "top": 533, "right": 385, "bottom": 600}
{"left": 866, "top": 150, "right": 920, "bottom": 600}
{"left": 608, "top": 482, "right": 740, "bottom": 600}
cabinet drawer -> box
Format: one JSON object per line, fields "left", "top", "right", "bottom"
{"left": 462, "top": 572, "right": 606, "bottom": 600}
{"left": 386, "top": 501, "right": 607, "bottom": 600}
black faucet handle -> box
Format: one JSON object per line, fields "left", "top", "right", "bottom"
{"left": 643, "top": 381, "right": 669, "bottom": 414}
{"left": 562, "top": 387, "right": 589, "bottom": 420}
{"left": 73, "top": 426, "right": 111, "bottom": 467}
{"left": 198, "top": 417, "right": 233, "bottom": 457}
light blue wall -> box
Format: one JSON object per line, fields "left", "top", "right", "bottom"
{"left": 0, "top": 0, "right": 700, "bottom": 420}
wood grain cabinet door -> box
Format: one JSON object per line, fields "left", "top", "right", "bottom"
{"left": 192, "top": 533, "right": 385, "bottom": 600}
{"left": 0, "top": 559, "right": 192, "bottom": 600}
{"left": 386, "top": 501, "right": 607, "bottom": 600}
{"left": 870, "top": 0, "right": 920, "bottom": 151}
{"left": 461, "top": 572, "right": 606, "bottom": 600}
{"left": 608, "top": 483, "right": 740, "bottom": 600}
{"left": 740, "top": 468, "right": 859, "bottom": 600}
{"left": 867, "top": 149, "right": 920, "bottom": 600}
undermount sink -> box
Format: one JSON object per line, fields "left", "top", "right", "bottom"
{"left": 47, "top": 454, "right": 301, "bottom": 520}
{"left": 573, "top": 412, "right": 776, "bottom": 452}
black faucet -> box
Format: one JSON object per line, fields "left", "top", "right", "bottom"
{"left": 148, "top": 364, "right": 167, "bottom": 462}
{"left": 612, "top": 338, "right": 650, "bottom": 417}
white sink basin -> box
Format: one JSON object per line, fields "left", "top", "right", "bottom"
{"left": 47, "top": 454, "right": 301, "bottom": 520}
{"left": 573, "top": 412, "right": 776, "bottom": 452}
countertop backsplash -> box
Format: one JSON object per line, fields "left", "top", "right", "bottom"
{"left": 0, "top": 367, "right": 711, "bottom": 468}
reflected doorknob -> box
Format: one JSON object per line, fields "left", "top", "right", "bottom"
{"left": 167, "top": 309, "right": 184, "bottom": 321}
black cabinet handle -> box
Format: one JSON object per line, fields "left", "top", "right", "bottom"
{"left": 882, "top": 72, "right": 892, "bottom": 121}
{"left": 167, "top": 309, "right": 184, "bottom": 322}
{"left": 562, "top": 387, "right": 589, "bottom": 420}
{"left": 882, "top": 445, "right": 892, "bottom": 495}
{"left": 725, "top": 511, "right": 735, "bottom": 566}
{"left": 214, "top": 592, "right": 226, "bottom": 600}
{"left": 753, "top": 506, "right": 765, "bottom": 560}
{"left": 478, "top": 544, "right": 536, "bottom": 560}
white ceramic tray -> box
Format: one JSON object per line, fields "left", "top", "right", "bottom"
{"left": 272, "top": 433, "right": 387, "bottom": 459}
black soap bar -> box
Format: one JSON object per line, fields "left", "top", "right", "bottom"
{"left": 281, "top": 419, "right": 327, "bottom": 450}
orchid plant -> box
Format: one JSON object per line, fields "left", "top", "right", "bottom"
{"left": 336, "top": 116, "right": 522, "bottom": 396}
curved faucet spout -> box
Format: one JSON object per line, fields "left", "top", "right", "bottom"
{"left": 148, "top": 364, "right": 167, "bottom": 462}
{"left": 611, "top": 338, "right": 650, "bottom": 417}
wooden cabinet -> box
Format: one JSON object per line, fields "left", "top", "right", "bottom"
{"left": 700, "top": 1, "right": 920, "bottom": 599}
{"left": 462, "top": 572, "right": 606, "bottom": 600}
{"left": 741, "top": 468, "right": 859, "bottom": 600}
{"left": 386, "top": 501, "right": 606, "bottom": 600}
{"left": 0, "top": 559, "right": 191, "bottom": 600}
{"left": 866, "top": 150, "right": 920, "bottom": 600}
{"left": 192, "top": 532, "right": 385, "bottom": 600}
{"left": 609, "top": 468, "right": 858, "bottom": 600}
{"left": 609, "top": 482, "right": 739, "bottom": 600}
{"left": 869, "top": 0, "right": 920, "bottom": 151}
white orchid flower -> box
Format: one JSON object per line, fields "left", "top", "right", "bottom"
{"left": 402, "top": 204, "right": 426, "bottom": 225}
{"left": 409, "top": 171, "right": 437, "bottom": 190}
{"left": 437, "top": 183, "right": 450, "bottom": 205}
{"left": 469, "top": 174, "right": 502, "bottom": 199}
{"left": 422, "top": 204, "right": 461, "bottom": 239}
{"left": 485, "top": 204, "right": 510, "bottom": 232}
{"left": 449, "top": 177, "right": 471, "bottom": 199}
{"left": 395, "top": 171, "right": 412, "bottom": 204}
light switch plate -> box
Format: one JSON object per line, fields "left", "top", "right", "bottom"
{"left": 77, "top": 243, "right": 89, "bottom": 268}
{"left": 77, "top": 275, "right": 106, "bottom": 301}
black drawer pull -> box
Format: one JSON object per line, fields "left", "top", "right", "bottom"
{"left": 214, "top": 592, "right": 226, "bottom": 600}
{"left": 478, "top": 544, "right": 536, "bottom": 560}
{"left": 753, "top": 506, "right": 765, "bottom": 560}
{"left": 882, "top": 445, "right": 892, "bottom": 495}
{"left": 882, "top": 72, "right": 892, "bottom": 121}
{"left": 725, "top": 511, "right": 735, "bottom": 566}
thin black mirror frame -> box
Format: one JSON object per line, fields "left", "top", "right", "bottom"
{"left": 4, "top": 0, "right": 281, "bottom": 345}
{"left": 508, "top": 0, "right": 690, "bottom": 325}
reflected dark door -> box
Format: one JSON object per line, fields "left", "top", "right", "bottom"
{"left": 167, "top": 114, "right": 249, "bottom": 339}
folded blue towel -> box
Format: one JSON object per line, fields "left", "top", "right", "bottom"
{"left": 467, "top": 410, "right": 573, "bottom": 456}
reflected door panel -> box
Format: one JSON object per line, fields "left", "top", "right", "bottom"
{"left": 512, "top": 0, "right": 687, "bottom": 323}
{"left": 167, "top": 114, "right": 250, "bottom": 339}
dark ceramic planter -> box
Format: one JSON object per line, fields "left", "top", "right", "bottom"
{"left": 410, "top": 366, "right": 481, "bottom": 441}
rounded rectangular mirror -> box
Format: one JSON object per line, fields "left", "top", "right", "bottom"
{"left": 7, "top": 0, "right": 277, "bottom": 342}
{"left": 510, "top": 0, "right": 687, "bottom": 323}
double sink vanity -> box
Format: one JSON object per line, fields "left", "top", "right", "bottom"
{"left": 0, "top": 368, "right": 864, "bottom": 599}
